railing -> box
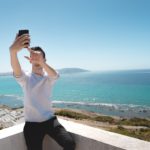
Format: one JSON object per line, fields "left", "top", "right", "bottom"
{"left": 0, "top": 118, "right": 150, "bottom": 150}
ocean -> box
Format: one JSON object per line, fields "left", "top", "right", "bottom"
{"left": 0, "top": 70, "right": 150, "bottom": 118}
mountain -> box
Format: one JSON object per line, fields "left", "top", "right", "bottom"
{"left": 0, "top": 68, "right": 90, "bottom": 76}
{"left": 0, "top": 72, "right": 12, "bottom": 76}
{"left": 57, "top": 68, "right": 90, "bottom": 74}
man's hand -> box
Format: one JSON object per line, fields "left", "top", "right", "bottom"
{"left": 9, "top": 34, "right": 30, "bottom": 53}
{"left": 10, "top": 33, "right": 30, "bottom": 77}
{"left": 25, "top": 48, "right": 58, "bottom": 78}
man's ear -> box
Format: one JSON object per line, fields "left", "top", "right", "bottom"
{"left": 44, "top": 58, "right": 46, "bottom": 62}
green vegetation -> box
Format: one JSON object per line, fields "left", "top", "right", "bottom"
{"left": 55, "top": 109, "right": 150, "bottom": 142}
{"left": 55, "top": 109, "right": 90, "bottom": 120}
{"left": 117, "top": 117, "right": 150, "bottom": 128}
{"left": 109, "top": 126, "right": 150, "bottom": 142}
{"left": 55, "top": 109, "right": 116, "bottom": 123}
{"left": 93, "top": 116, "right": 115, "bottom": 123}
{"left": 55, "top": 109, "right": 150, "bottom": 127}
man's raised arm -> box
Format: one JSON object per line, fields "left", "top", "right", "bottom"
{"left": 9, "top": 34, "right": 30, "bottom": 77}
{"left": 41, "top": 62, "right": 59, "bottom": 78}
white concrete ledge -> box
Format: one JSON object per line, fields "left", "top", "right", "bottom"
{"left": 0, "top": 118, "right": 150, "bottom": 150}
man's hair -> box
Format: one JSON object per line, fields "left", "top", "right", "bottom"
{"left": 31, "top": 46, "right": 46, "bottom": 59}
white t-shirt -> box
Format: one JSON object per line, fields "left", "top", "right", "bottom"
{"left": 14, "top": 71, "right": 59, "bottom": 122}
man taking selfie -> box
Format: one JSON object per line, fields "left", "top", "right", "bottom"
{"left": 9, "top": 30, "right": 76, "bottom": 150}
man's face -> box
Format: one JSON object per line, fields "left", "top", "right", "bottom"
{"left": 30, "top": 51, "right": 44, "bottom": 67}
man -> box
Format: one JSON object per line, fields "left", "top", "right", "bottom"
{"left": 9, "top": 33, "right": 76, "bottom": 150}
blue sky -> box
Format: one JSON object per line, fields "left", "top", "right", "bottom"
{"left": 0, "top": 0, "right": 150, "bottom": 72}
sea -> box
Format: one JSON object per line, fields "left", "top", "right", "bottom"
{"left": 0, "top": 70, "right": 150, "bottom": 118}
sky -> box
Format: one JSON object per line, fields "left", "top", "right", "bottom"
{"left": 0, "top": 0, "right": 150, "bottom": 72}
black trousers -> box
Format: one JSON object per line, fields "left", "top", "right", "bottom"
{"left": 23, "top": 116, "right": 76, "bottom": 150}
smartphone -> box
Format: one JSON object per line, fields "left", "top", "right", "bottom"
{"left": 18, "top": 30, "right": 30, "bottom": 47}
{"left": 18, "top": 29, "right": 29, "bottom": 36}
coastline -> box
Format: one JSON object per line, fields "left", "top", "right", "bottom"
{"left": 0, "top": 104, "right": 150, "bottom": 142}
{"left": 1, "top": 95, "right": 150, "bottom": 119}
{"left": 53, "top": 101, "right": 150, "bottom": 119}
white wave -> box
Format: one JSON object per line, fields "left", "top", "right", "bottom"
{"left": 52, "top": 100, "right": 150, "bottom": 110}
{"left": 0, "top": 94, "right": 23, "bottom": 100}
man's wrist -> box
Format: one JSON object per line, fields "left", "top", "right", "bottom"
{"left": 10, "top": 48, "right": 18, "bottom": 55}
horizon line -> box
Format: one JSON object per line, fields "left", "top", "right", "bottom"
{"left": 0, "top": 67, "right": 150, "bottom": 74}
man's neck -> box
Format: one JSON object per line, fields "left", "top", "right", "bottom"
{"left": 32, "top": 66, "right": 44, "bottom": 76}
